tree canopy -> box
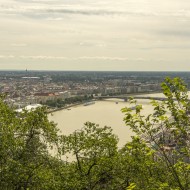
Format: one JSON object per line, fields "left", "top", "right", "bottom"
{"left": 0, "top": 77, "right": 189, "bottom": 189}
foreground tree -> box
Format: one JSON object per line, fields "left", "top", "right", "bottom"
{"left": 0, "top": 77, "right": 189, "bottom": 189}
{"left": 60, "top": 122, "right": 119, "bottom": 190}
{"left": 122, "top": 77, "right": 190, "bottom": 189}
{"left": 0, "top": 101, "right": 60, "bottom": 189}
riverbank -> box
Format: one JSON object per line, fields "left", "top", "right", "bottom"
{"left": 47, "top": 102, "right": 86, "bottom": 113}
{"left": 48, "top": 99, "right": 137, "bottom": 147}
{"left": 47, "top": 91, "right": 164, "bottom": 114}
{"left": 47, "top": 98, "right": 126, "bottom": 113}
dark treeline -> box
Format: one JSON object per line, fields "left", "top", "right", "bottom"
{"left": 43, "top": 95, "right": 94, "bottom": 108}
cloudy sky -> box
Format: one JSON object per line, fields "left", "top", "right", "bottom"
{"left": 0, "top": 0, "right": 190, "bottom": 71}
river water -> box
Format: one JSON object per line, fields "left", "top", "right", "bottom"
{"left": 48, "top": 93, "right": 166, "bottom": 147}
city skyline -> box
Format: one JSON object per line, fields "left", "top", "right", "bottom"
{"left": 0, "top": 0, "right": 190, "bottom": 71}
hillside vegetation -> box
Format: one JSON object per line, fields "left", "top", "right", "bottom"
{"left": 0, "top": 78, "right": 189, "bottom": 190}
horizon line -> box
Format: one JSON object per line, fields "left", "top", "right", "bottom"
{"left": 0, "top": 69, "right": 190, "bottom": 72}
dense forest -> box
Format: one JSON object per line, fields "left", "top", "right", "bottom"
{"left": 0, "top": 78, "right": 190, "bottom": 190}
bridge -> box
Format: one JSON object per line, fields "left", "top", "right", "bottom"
{"left": 96, "top": 95, "right": 168, "bottom": 101}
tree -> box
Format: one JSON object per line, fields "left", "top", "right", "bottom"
{"left": 122, "top": 77, "right": 190, "bottom": 190}
{"left": 60, "top": 122, "right": 119, "bottom": 190}
{"left": 0, "top": 77, "right": 190, "bottom": 189}
{"left": 0, "top": 99, "right": 60, "bottom": 189}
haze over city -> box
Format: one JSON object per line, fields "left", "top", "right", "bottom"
{"left": 0, "top": 0, "right": 190, "bottom": 71}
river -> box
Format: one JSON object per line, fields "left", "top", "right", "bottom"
{"left": 48, "top": 94, "right": 164, "bottom": 147}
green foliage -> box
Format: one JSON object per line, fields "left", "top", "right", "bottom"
{"left": 122, "top": 77, "right": 190, "bottom": 190}
{"left": 44, "top": 95, "right": 93, "bottom": 108}
{"left": 60, "top": 122, "right": 119, "bottom": 189}
{"left": 0, "top": 100, "right": 59, "bottom": 189}
{"left": 0, "top": 77, "right": 190, "bottom": 189}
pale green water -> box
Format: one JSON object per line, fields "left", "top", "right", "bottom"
{"left": 48, "top": 91, "right": 190, "bottom": 157}
{"left": 49, "top": 97, "right": 156, "bottom": 147}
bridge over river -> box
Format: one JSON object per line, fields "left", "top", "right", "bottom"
{"left": 97, "top": 95, "right": 168, "bottom": 101}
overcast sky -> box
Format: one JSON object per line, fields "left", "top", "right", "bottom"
{"left": 0, "top": 0, "right": 190, "bottom": 71}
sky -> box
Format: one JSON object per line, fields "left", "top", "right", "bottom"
{"left": 0, "top": 0, "right": 190, "bottom": 71}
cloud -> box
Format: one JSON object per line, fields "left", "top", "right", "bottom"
{"left": 0, "top": 55, "right": 129, "bottom": 61}
{"left": 44, "top": 8, "right": 125, "bottom": 16}
{"left": 157, "top": 29, "right": 190, "bottom": 38}
{"left": 79, "top": 41, "right": 106, "bottom": 48}
{"left": 2, "top": 0, "right": 190, "bottom": 19}
{"left": 19, "top": 55, "right": 69, "bottom": 60}
{"left": 46, "top": 17, "right": 63, "bottom": 21}
{"left": 0, "top": 55, "right": 149, "bottom": 62}
{"left": 11, "top": 43, "right": 27, "bottom": 47}
{"left": 0, "top": 55, "right": 15, "bottom": 58}
{"left": 1, "top": 0, "right": 190, "bottom": 71}
{"left": 0, "top": 4, "right": 125, "bottom": 17}
{"left": 78, "top": 56, "right": 129, "bottom": 61}
{"left": 19, "top": 55, "right": 129, "bottom": 61}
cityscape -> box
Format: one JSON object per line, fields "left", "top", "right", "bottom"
{"left": 2, "top": 71, "right": 190, "bottom": 111}
{"left": 1, "top": 0, "right": 190, "bottom": 188}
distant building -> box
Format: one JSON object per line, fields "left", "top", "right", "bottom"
{"left": 34, "top": 91, "right": 70, "bottom": 103}
{"left": 16, "top": 104, "right": 42, "bottom": 113}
